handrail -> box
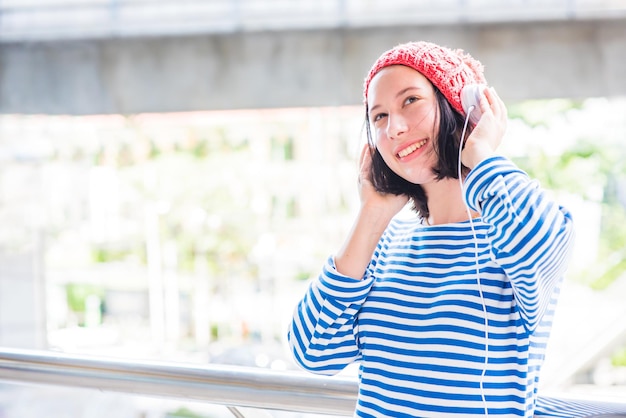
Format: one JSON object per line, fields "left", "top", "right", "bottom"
{"left": 0, "top": 347, "right": 357, "bottom": 416}
{"left": 1, "top": 347, "right": 626, "bottom": 417}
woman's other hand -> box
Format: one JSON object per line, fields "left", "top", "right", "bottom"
{"left": 358, "top": 143, "right": 409, "bottom": 219}
{"left": 334, "top": 144, "right": 409, "bottom": 279}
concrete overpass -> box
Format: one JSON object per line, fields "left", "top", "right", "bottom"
{"left": 1, "top": 0, "right": 626, "bottom": 115}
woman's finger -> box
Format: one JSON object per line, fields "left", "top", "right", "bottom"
{"left": 486, "top": 87, "right": 507, "bottom": 121}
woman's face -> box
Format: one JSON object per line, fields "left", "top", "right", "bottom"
{"left": 367, "top": 65, "right": 439, "bottom": 185}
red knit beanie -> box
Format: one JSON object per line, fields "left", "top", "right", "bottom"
{"left": 363, "top": 41, "right": 486, "bottom": 116}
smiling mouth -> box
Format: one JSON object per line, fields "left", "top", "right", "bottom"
{"left": 397, "top": 139, "right": 427, "bottom": 158}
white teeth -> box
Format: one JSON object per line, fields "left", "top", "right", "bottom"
{"left": 397, "top": 139, "right": 427, "bottom": 158}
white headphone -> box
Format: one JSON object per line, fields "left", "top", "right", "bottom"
{"left": 461, "top": 84, "right": 487, "bottom": 125}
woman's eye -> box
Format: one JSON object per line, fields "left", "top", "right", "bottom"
{"left": 404, "top": 96, "right": 418, "bottom": 106}
{"left": 373, "top": 113, "right": 387, "bottom": 123}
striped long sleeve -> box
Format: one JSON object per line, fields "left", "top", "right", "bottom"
{"left": 288, "top": 156, "right": 575, "bottom": 417}
{"left": 464, "top": 156, "right": 575, "bottom": 333}
{"left": 288, "top": 257, "right": 374, "bottom": 373}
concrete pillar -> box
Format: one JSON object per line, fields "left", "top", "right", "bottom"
{"left": 0, "top": 247, "right": 47, "bottom": 349}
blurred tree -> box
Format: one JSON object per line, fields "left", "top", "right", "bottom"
{"left": 509, "top": 100, "right": 626, "bottom": 290}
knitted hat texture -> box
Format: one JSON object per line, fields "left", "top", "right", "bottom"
{"left": 363, "top": 41, "right": 486, "bottom": 116}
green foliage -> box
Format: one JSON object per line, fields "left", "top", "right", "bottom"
{"left": 149, "top": 139, "right": 161, "bottom": 159}
{"left": 271, "top": 135, "right": 295, "bottom": 161}
{"left": 588, "top": 199, "right": 626, "bottom": 290}
{"left": 512, "top": 139, "right": 610, "bottom": 200}
{"left": 191, "top": 139, "right": 210, "bottom": 158}
{"left": 66, "top": 283, "right": 104, "bottom": 313}
{"left": 590, "top": 257, "right": 626, "bottom": 291}
{"left": 92, "top": 247, "right": 132, "bottom": 263}
{"left": 611, "top": 347, "right": 626, "bottom": 367}
{"left": 167, "top": 407, "right": 207, "bottom": 418}
{"left": 508, "top": 99, "right": 583, "bottom": 128}
{"left": 509, "top": 99, "right": 626, "bottom": 289}
{"left": 599, "top": 199, "right": 626, "bottom": 252}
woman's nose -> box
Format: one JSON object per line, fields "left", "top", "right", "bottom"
{"left": 387, "top": 114, "right": 407, "bottom": 139}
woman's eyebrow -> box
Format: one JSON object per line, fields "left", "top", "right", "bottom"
{"left": 396, "top": 86, "right": 422, "bottom": 98}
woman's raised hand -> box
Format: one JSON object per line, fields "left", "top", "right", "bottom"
{"left": 461, "top": 87, "right": 508, "bottom": 169}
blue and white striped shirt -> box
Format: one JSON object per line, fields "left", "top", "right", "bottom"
{"left": 288, "top": 156, "right": 576, "bottom": 417}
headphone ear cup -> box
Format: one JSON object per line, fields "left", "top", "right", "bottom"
{"left": 461, "top": 84, "right": 486, "bottom": 125}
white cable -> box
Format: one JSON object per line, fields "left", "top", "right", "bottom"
{"left": 458, "top": 106, "right": 489, "bottom": 416}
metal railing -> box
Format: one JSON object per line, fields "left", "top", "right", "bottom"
{"left": 2, "top": 0, "right": 626, "bottom": 42}
{"left": 1, "top": 347, "right": 626, "bottom": 417}
{"left": 0, "top": 347, "right": 357, "bottom": 416}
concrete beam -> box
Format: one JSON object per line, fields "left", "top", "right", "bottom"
{"left": 1, "top": 18, "right": 625, "bottom": 115}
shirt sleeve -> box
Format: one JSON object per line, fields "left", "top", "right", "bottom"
{"left": 463, "top": 156, "right": 576, "bottom": 333}
{"left": 287, "top": 256, "right": 375, "bottom": 375}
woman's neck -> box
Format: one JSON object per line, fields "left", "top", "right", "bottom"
{"left": 423, "top": 178, "right": 479, "bottom": 225}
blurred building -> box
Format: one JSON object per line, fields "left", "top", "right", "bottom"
{"left": 1, "top": 1, "right": 626, "bottom": 414}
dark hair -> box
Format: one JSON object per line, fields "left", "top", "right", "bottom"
{"left": 364, "top": 86, "right": 470, "bottom": 219}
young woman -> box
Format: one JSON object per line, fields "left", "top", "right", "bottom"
{"left": 287, "top": 41, "right": 577, "bottom": 417}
